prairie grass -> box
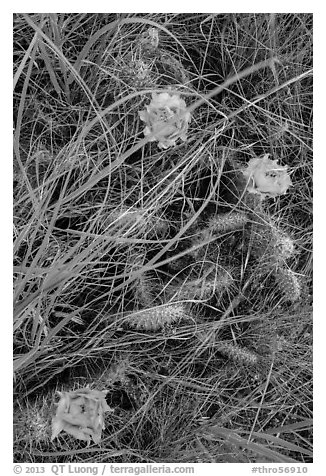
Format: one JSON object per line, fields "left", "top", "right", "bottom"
{"left": 13, "top": 13, "right": 312, "bottom": 463}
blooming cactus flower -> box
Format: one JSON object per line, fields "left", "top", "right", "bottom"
{"left": 51, "top": 387, "right": 111, "bottom": 444}
{"left": 139, "top": 91, "right": 191, "bottom": 149}
{"left": 242, "top": 154, "right": 292, "bottom": 198}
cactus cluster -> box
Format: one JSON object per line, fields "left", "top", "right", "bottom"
{"left": 248, "top": 214, "right": 301, "bottom": 302}
{"left": 119, "top": 158, "right": 303, "bottom": 331}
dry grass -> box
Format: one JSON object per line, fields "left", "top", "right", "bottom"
{"left": 13, "top": 13, "right": 312, "bottom": 464}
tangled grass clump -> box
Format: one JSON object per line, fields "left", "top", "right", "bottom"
{"left": 13, "top": 13, "right": 312, "bottom": 464}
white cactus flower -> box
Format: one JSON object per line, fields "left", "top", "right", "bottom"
{"left": 242, "top": 154, "right": 292, "bottom": 198}
{"left": 139, "top": 91, "right": 191, "bottom": 149}
{"left": 51, "top": 387, "right": 111, "bottom": 444}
